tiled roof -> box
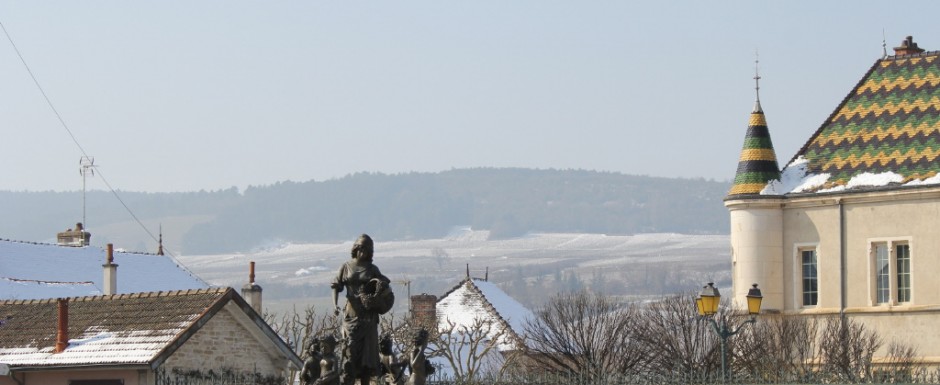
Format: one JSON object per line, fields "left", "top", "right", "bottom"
{"left": 787, "top": 48, "right": 940, "bottom": 193}
{"left": 0, "top": 288, "right": 229, "bottom": 368}
{"left": 728, "top": 101, "right": 781, "bottom": 196}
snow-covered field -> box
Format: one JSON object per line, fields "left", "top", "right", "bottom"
{"left": 177, "top": 229, "right": 730, "bottom": 311}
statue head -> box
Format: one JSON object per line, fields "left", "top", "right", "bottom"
{"left": 320, "top": 335, "right": 338, "bottom": 353}
{"left": 306, "top": 336, "right": 320, "bottom": 355}
{"left": 351, "top": 234, "right": 374, "bottom": 262}
{"left": 412, "top": 328, "right": 429, "bottom": 346}
{"left": 380, "top": 334, "right": 394, "bottom": 354}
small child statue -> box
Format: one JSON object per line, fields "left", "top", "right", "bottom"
{"left": 405, "top": 329, "right": 434, "bottom": 385}
{"left": 379, "top": 334, "right": 406, "bottom": 385}
{"left": 300, "top": 337, "right": 321, "bottom": 385}
{"left": 313, "top": 335, "right": 340, "bottom": 385}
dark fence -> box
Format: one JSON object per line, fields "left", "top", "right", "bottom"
{"left": 421, "top": 369, "right": 939, "bottom": 385}
{"left": 155, "top": 368, "right": 284, "bottom": 385}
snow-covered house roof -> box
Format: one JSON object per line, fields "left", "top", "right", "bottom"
{"left": 436, "top": 278, "right": 534, "bottom": 351}
{"left": 0, "top": 287, "right": 301, "bottom": 370}
{"left": 730, "top": 36, "right": 940, "bottom": 197}
{"left": 0, "top": 239, "right": 208, "bottom": 299}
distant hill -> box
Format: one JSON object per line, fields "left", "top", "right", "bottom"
{"left": 0, "top": 168, "right": 731, "bottom": 254}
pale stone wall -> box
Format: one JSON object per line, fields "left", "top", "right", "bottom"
{"left": 729, "top": 187, "right": 940, "bottom": 359}
{"left": 162, "top": 304, "right": 286, "bottom": 378}
{"left": 728, "top": 200, "right": 785, "bottom": 311}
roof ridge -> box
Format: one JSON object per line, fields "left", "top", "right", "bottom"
{"left": 0, "top": 237, "right": 162, "bottom": 256}
{"left": 885, "top": 50, "right": 940, "bottom": 60}
{"left": 786, "top": 57, "right": 885, "bottom": 170}
{"left": 0, "top": 276, "right": 96, "bottom": 285}
{"left": 1, "top": 287, "right": 229, "bottom": 304}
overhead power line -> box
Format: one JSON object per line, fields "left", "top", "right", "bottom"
{"left": 0, "top": 19, "right": 204, "bottom": 284}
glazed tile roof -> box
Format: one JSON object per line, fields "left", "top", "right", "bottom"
{"left": 0, "top": 288, "right": 228, "bottom": 368}
{"left": 728, "top": 101, "right": 781, "bottom": 196}
{"left": 772, "top": 45, "right": 940, "bottom": 195}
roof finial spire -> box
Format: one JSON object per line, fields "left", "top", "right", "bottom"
{"left": 157, "top": 224, "right": 164, "bottom": 255}
{"left": 753, "top": 50, "right": 763, "bottom": 113}
{"left": 882, "top": 29, "right": 888, "bottom": 59}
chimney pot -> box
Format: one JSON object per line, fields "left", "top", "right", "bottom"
{"left": 893, "top": 35, "right": 925, "bottom": 56}
{"left": 249, "top": 261, "right": 256, "bottom": 284}
{"left": 55, "top": 298, "right": 69, "bottom": 353}
{"left": 103, "top": 244, "right": 118, "bottom": 295}
{"left": 242, "top": 261, "right": 263, "bottom": 313}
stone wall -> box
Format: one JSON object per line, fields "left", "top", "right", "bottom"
{"left": 163, "top": 304, "right": 285, "bottom": 378}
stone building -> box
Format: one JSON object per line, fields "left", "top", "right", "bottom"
{"left": 0, "top": 287, "right": 301, "bottom": 385}
{"left": 726, "top": 36, "right": 940, "bottom": 363}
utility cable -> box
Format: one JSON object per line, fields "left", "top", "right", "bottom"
{"left": 0, "top": 19, "right": 206, "bottom": 285}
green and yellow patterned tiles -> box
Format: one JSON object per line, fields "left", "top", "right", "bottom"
{"left": 728, "top": 108, "right": 781, "bottom": 197}
{"left": 792, "top": 51, "right": 940, "bottom": 191}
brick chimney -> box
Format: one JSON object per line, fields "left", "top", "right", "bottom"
{"left": 103, "top": 243, "right": 118, "bottom": 295}
{"left": 55, "top": 298, "right": 69, "bottom": 353}
{"left": 410, "top": 294, "right": 437, "bottom": 328}
{"left": 241, "top": 261, "right": 263, "bottom": 313}
{"left": 894, "top": 36, "right": 925, "bottom": 56}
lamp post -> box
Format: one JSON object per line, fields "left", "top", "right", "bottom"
{"left": 695, "top": 283, "right": 763, "bottom": 382}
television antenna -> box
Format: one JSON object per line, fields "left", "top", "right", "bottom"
{"left": 394, "top": 278, "right": 412, "bottom": 312}
{"left": 79, "top": 156, "right": 96, "bottom": 233}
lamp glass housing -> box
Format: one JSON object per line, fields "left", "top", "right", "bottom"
{"left": 699, "top": 283, "right": 721, "bottom": 316}
{"left": 746, "top": 284, "right": 763, "bottom": 315}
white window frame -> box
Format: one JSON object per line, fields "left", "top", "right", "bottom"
{"left": 793, "top": 243, "right": 819, "bottom": 309}
{"left": 867, "top": 237, "right": 913, "bottom": 306}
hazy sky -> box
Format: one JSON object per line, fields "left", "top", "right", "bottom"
{"left": 2, "top": 2, "right": 939, "bottom": 192}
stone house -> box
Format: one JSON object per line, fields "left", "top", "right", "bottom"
{"left": 410, "top": 274, "right": 533, "bottom": 377}
{"left": 726, "top": 36, "right": 940, "bottom": 362}
{"left": 0, "top": 287, "right": 301, "bottom": 385}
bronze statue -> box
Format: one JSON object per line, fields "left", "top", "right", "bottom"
{"left": 332, "top": 234, "right": 393, "bottom": 385}
{"left": 379, "top": 334, "right": 406, "bottom": 385}
{"left": 300, "top": 337, "right": 322, "bottom": 385}
{"left": 313, "top": 335, "right": 340, "bottom": 385}
{"left": 405, "top": 329, "right": 433, "bottom": 385}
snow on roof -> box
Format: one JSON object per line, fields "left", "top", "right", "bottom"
{"left": 435, "top": 278, "right": 533, "bottom": 351}
{"left": 761, "top": 156, "right": 940, "bottom": 195}
{"left": 471, "top": 280, "right": 533, "bottom": 338}
{"left": 0, "top": 239, "right": 208, "bottom": 300}
{"left": 0, "top": 288, "right": 229, "bottom": 368}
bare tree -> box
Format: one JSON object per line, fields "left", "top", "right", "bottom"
{"left": 735, "top": 314, "right": 819, "bottom": 382}
{"left": 522, "top": 290, "right": 646, "bottom": 381}
{"left": 264, "top": 305, "right": 342, "bottom": 384}
{"left": 431, "top": 317, "right": 513, "bottom": 382}
{"left": 633, "top": 293, "right": 722, "bottom": 380}
{"left": 818, "top": 316, "right": 882, "bottom": 383}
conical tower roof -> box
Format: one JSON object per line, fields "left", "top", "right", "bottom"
{"left": 728, "top": 63, "right": 781, "bottom": 197}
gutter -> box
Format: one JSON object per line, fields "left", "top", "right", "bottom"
{"left": 4, "top": 364, "right": 150, "bottom": 372}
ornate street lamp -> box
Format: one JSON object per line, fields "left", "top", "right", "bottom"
{"left": 746, "top": 284, "right": 763, "bottom": 316}
{"left": 695, "top": 283, "right": 762, "bottom": 382}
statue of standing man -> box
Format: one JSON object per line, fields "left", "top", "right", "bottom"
{"left": 332, "top": 234, "right": 394, "bottom": 385}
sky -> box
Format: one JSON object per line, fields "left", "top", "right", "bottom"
{"left": 2, "top": 2, "right": 940, "bottom": 192}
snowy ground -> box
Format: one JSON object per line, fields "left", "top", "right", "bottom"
{"left": 177, "top": 229, "right": 730, "bottom": 312}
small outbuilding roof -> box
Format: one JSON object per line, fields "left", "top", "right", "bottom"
{"left": 0, "top": 287, "right": 301, "bottom": 370}
{"left": 436, "top": 277, "right": 534, "bottom": 350}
